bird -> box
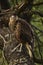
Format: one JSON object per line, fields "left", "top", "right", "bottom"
{"left": 9, "top": 15, "right": 34, "bottom": 46}
{"left": 9, "top": 15, "right": 34, "bottom": 58}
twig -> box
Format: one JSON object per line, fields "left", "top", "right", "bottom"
{"left": 34, "top": 32, "right": 42, "bottom": 59}
{"left": 0, "top": 34, "right": 11, "bottom": 44}
{"left": 31, "top": 24, "right": 43, "bottom": 44}
{"left": 31, "top": 24, "right": 43, "bottom": 33}
{"left": 29, "top": 45, "right": 43, "bottom": 64}
{"left": 11, "top": 43, "right": 22, "bottom": 53}
{"left": 33, "top": 2, "right": 43, "bottom": 6}
{"left": 32, "top": 11, "right": 43, "bottom": 17}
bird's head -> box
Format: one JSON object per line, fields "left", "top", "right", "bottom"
{"left": 9, "top": 15, "right": 18, "bottom": 24}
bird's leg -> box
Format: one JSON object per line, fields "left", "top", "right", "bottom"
{"left": 25, "top": 42, "right": 33, "bottom": 58}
